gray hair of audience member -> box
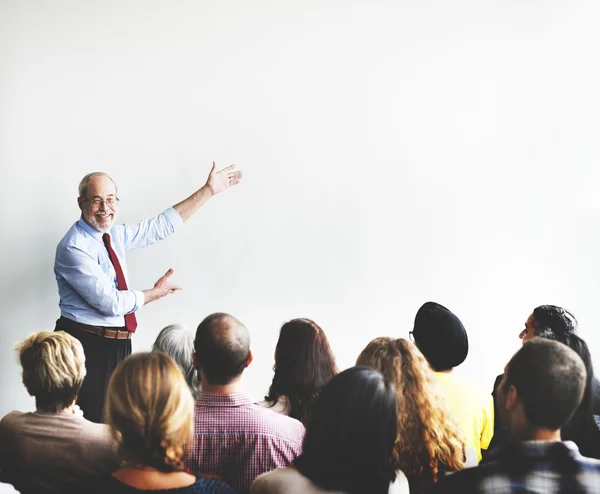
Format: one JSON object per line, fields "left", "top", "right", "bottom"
{"left": 152, "top": 324, "right": 200, "bottom": 397}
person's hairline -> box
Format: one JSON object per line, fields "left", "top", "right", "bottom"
{"left": 78, "top": 172, "right": 118, "bottom": 199}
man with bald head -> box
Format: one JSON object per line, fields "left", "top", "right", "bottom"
{"left": 54, "top": 164, "right": 242, "bottom": 423}
{"left": 186, "top": 313, "right": 305, "bottom": 494}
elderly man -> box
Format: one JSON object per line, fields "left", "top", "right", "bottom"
{"left": 0, "top": 331, "right": 118, "bottom": 493}
{"left": 432, "top": 339, "right": 600, "bottom": 494}
{"left": 54, "top": 163, "right": 242, "bottom": 422}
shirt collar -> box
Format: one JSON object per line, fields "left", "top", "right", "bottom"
{"left": 195, "top": 392, "right": 257, "bottom": 408}
{"left": 493, "top": 440, "right": 580, "bottom": 461}
{"left": 77, "top": 216, "right": 105, "bottom": 241}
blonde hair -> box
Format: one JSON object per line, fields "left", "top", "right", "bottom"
{"left": 15, "top": 331, "right": 86, "bottom": 413}
{"left": 357, "top": 337, "right": 466, "bottom": 494}
{"left": 105, "top": 352, "right": 194, "bottom": 472}
{"left": 78, "top": 172, "right": 117, "bottom": 198}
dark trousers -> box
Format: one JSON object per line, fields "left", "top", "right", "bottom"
{"left": 55, "top": 318, "right": 131, "bottom": 423}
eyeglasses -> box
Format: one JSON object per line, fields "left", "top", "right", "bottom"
{"left": 84, "top": 197, "right": 120, "bottom": 208}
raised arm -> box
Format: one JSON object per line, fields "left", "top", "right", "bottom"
{"left": 173, "top": 162, "right": 243, "bottom": 222}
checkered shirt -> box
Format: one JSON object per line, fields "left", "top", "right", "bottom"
{"left": 430, "top": 441, "right": 600, "bottom": 494}
{"left": 184, "top": 392, "right": 305, "bottom": 494}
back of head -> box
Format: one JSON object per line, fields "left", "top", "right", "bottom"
{"left": 16, "top": 331, "right": 86, "bottom": 413}
{"left": 537, "top": 330, "right": 600, "bottom": 457}
{"left": 296, "top": 366, "right": 397, "bottom": 494}
{"left": 532, "top": 305, "right": 578, "bottom": 344}
{"left": 412, "top": 302, "right": 468, "bottom": 371}
{"left": 105, "top": 352, "right": 194, "bottom": 472}
{"left": 357, "top": 337, "right": 466, "bottom": 491}
{"left": 503, "top": 339, "right": 586, "bottom": 430}
{"left": 152, "top": 324, "right": 200, "bottom": 397}
{"left": 194, "top": 313, "right": 250, "bottom": 385}
{"left": 266, "top": 318, "right": 338, "bottom": 424}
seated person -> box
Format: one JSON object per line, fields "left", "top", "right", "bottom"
{"left": 411, "top": 302, "right": 494, "bottom": 462}
{"left": 490, "top": 305, "right": 600, "bottom": 458}
{"left": 433, "top": 339, "right": 600, "bottom": 494}
{"left": 251, "top": 366, "right": 409, "bottom": 494}
{"left": 263, "top": 318, "right": 338, "bottom": 425}
{"left": 357, "top": 337, "right": 472, "bottom": 494}
{"left": 152, "top": 323, "right": 200, "bottom": 398}
{"left": 92, "top": 351, "right": 234, "bottom": 493}
{"left": 185, "top": 313, "right": 305, "bottom": 493}
{"left": 0, "top": 331, "right": 118, "bottom": 493}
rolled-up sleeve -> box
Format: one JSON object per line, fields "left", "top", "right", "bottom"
{"left": 122, "top": 207, "right": 184, "bottom": 251}
{"left": 56, "top": 244, "right": 139, "bottom": 317}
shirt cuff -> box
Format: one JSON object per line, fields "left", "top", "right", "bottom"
{"left": 131, "top": 290, "right": 145, "bottom": 312}
{"left": 163, "top": 206, "right": 184, "bottom": 229}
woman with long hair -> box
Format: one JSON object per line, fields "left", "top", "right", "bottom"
{"left": 252, "top": 366, "right": 408, "bottom": 494}
{"left": 92, "top": 352, "right": 234, "bottom": 493}
{"left": 357, "top": 337, "right": 468, "bottom": 494}
{"left": 263, "top": 318, "right": 338, "bottom": 425}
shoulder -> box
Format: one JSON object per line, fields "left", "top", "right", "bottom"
{"left": 251, "top": 468, "right": 316, "bottom": 494}
{"left": 389, "top": 470, "right": 410, "bottom": 494}
{"left": 252, "top": 405, "right": 305, "bottom": 443}
{"left": 0, "top": 411, "right": 25, "bottom": 434}
{"left": 192, "top": 476, "right": 237, "bottom": 493}
{"left": 430, "top": 465, "right": 483, "bottom": 494}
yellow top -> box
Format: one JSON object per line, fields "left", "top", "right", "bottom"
{"left": 435, "top": 371, "right": 494, "bottom": 462}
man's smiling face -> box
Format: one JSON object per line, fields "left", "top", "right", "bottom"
{"left": 78, "top": 175, "right": 119, "bottom": 233}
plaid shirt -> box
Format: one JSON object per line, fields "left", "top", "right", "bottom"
{"left": 430, "top": 441, "right": 600, "bottom": 494}
{"left": 184, "top": 392, "right": 305, "bottom": 494}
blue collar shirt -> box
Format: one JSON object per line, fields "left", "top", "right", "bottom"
{"left": 54, "top": 207, "right": 183, "bottom": 327}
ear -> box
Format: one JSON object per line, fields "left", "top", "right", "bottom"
{"left": 246, "top": 350, "right": 253, "bottom": 368}
{"left": 505, "top": 384, "right": 519, "bottom": 410}
{"left": 77, "top": 197, "right": 84, "bottom": 211}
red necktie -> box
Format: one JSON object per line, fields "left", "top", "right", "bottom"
{"left": 102, "top": 233, "right": 138, "bottom": 333}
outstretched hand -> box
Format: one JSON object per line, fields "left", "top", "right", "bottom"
{"left": 205, "top": 161, "right": 244, "bottom": 195}
{"left": 154, "top": 268, "right": 182, "bottom": 295}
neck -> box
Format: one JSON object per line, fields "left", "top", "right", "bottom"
{"left": 510, "top": 426, "right": 562, "bottom": 443}
{"left": 35, "top": 402, "right": 77, "bottom": 414}
{"left": 200, "top": 376, "right": 244, "bottom": 395}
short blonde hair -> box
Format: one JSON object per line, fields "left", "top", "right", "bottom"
{"left": 78, "top": 172, "right": 117, "bottom": 198}
{"left": 16, "top": 331, "right": 86, "bottom": 412}
{"left": 105, "top": 352, "right": 194, "bottom": 472}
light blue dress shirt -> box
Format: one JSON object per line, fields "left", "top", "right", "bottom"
{"left": 54, "top": 207, "right": 183, "bottom": 327}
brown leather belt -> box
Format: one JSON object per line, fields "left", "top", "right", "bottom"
{"left": 56, "top": 316, "right": 132, "bottom": 340}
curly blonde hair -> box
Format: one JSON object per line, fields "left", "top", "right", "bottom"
{"left": 105, "top": 352, "right": 194, "bottom": 472}
{"left": 357, "top": 337, "right": 466, "bottom": 493}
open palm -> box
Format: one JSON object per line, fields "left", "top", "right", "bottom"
{"left": 206, "top": 162, "right": 244, "bottom": 195}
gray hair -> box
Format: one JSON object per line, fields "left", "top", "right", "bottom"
{"left": 78, "top": 172, "right": 118, "bottom": 198}
{"left": 152, "top": 324, "right": 200, "bottom": 398}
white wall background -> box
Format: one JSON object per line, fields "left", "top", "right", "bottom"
{"left": 1, "top": 0, "right": 600, "bottom": 490}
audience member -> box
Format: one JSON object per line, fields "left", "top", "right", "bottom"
{"left": 490, "top": 305, "right": 600, "bottom": 457}
{"left": 432, "top": 339, "right": 600, "bottom": 493}
{"left": 92, "top": 351, "right": 234, "bottom": 493}
{"left": 411, "top": 301, "right": 494, "bottom": 462}
{"left": 357, "top": 337, "right": 471, "bottom": 493}
{"left": 251, "top": 366, "right": 409, "bottom": 494}
{"left": 152, "top": 323, "right": 201, "bottom": 398}
{"left": 0, "top": 331, "right": 118, "bottom": 493}
{"left": 539, "top": 331, "right": 600, "bottom": 458}
{"left": 185, "top": 313, "right": 305, "bottom": 493}
{"left": 263, "top": 318, "right": 338, "bottom": 425}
